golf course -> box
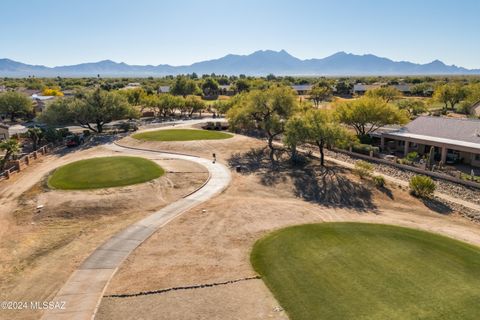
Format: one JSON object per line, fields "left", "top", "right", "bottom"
{"left": 251, "top": 223, "right": 480, "bottom": 320}
{"left": 132, "top": 129, "right": 233, "bottom": 141}
{"left": 48, "top": 156, "right": 164, "bottom": 189}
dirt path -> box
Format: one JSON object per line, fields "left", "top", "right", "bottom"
{"left": 0, "top": 143, "right": 209, "bottom": 320}
{"left": 40, "top": 142, "right": 231, "bottom": 320}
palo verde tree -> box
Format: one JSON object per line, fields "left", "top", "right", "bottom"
{"left": 0, "top": 139, "right": 21, "bottom": 170}
{"left": 0, "top": 91, "right": 33, "bottom": 122}
{"left": 285, "top": 109, "right": 354, "bottom": 166}
{"left": 201, "top": 78, "right": 219, "bottom": 96}
{"left": 40, "top": 89, "right": 139, "bottom": 133}
{"left": 396, "top": 98, "right": 427, "bottom": 118}
{"left": 170, "top": 76, "right": 200, "bottom": 97}
{"left": 365, "top": 87, "right": 402, "bottom": 103}
{"left": 228, "top": 86, "right": 298, "bottom": 162}
{"left": 184, "top": 95, "right": 206, "bottom": 117}
{"left": 335, "top": 96, "right": 408, "bottom": 141}
{"left": 309, "top": 83, "right": 333, "bottom": 107}
{"left": 433, "top": 83, "right": 468, "bottom": 110}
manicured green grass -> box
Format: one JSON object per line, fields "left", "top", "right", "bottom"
{"left": 48, "top": 156, "right": 164, "bottom": 190}
{"left": 132, "top": 129, "right": 233, "bottom": 141}
{"left": 251, "top": 223, "right": 480, "bottom": 320}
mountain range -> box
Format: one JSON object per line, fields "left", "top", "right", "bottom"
{"left": 1, "top": 50, "right": 479, "bottom": 77}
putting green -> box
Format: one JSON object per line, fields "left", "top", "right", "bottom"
{"left": 251, "top": 223, "right": 480, "bottom": 320}
{"left": 48, "top": 156, "right": 164, "bottom": 190}
{"left": 132, "top": 129, "right": 232, "bottom": 141}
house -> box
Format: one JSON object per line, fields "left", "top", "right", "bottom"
{"left": 470, "top": 100, "right": 480, "bottom": 117}
{"left": 158, "top": 86, "right": 170, "bottom": 94}
{"left": 392, "top": 83, "right": 412, "bottom": 95}
{"left": 352, "top": 83, "right": 383, "bottom": 95}
{"left": 291, "top": 84, "right": 312, "bottom": 95}
{"left": 0, "top": 85, "right": 6, "bottom": 92}
{"left": 0, "top": 123, "right": 28, "bottom": 140}
{"left": 121, "top": 83, "right": 142, "bottom": 90}
{"left": 380, "top": 116, "right": 480, "bottom": 167}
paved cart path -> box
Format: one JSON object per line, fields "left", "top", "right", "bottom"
{"left": 41, "top": 142, "right": 231, "bottom": 320}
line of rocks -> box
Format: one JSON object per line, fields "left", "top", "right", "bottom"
{"left": 104, "top": 276, "right": 262, "bottom": 298}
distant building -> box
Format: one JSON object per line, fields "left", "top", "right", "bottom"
{"left": 0, "top": 85, "right": 6, "bottom": 92}
{"left": 392, "top": 83, "right": 412, "bottom": 95}
{"left": 291, "top": 84, "right": 312, "bottom": 95}
{"left": 380, "top": 116, "right": 480, "bottom": 167}
{"left": 352, "top": 83, "right": 383, "bottom": 95}
{"left": 158, "top": 86, "right": 170, "bottom": 94}
{"left": 0, "top": 123, "right": 28, "bottom": 140}
{"left": 121, "top": 83, "right": 142, "bottom": 90}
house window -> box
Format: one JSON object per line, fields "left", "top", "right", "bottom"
{"left": 475, "top": 154, "right": 480, "bottom": 161}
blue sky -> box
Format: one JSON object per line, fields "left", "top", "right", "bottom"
{"left": 1, "top": 0, "right": 479, "bottom": 68}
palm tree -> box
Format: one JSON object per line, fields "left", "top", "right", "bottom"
{"left": 0, "top": 139, "right": 21, "bottom": 170}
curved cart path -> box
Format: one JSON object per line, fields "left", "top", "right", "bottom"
{"left": 41, "top": 142, "right": 231, "bottom": 320}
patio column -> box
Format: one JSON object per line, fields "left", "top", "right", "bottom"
{"left": 404, "top": 141, "right": 409, "bottom": 156}
{"left": 380, "top": 136, "right": 385, "bottom": 150}
{"left": 440, "top": 146, "right": 447, "bottom": 164}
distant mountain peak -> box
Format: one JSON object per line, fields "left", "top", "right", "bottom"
{"left": 0, "top": 50, "right": 478, "bottom": 77}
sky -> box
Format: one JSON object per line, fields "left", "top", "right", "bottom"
{"left": 1, "top": 0, "right": 479, "bottom": 68}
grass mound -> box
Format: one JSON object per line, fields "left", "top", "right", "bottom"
{"left": 251, "top": 223, "right": 480, "bottom": 320}
{"left": 48, "top": 156, "right": 164, "bottom": 190}
{"left": 132, "top": 129, "right": 232, "bottom": 141}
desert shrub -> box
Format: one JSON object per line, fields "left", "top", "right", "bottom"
{"left": 373, "top": 175, "right": 385, "bottom": 188}
{"left": 409, "top": 175, "right": 436, "bottom": 198}
{"left": 354, "top": 160, "right": 374, "bottom": 179}
{"left": 406, "top": 151, "right": 418, "bottom": 162}
{"left": 352, "top": 144, "right": 379, "bottom": 156}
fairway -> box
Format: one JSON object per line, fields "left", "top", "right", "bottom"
{"left": 48, "top": 156, "right": 164, "bottom": 189}
{"left": 132, "top": 129, "right": 233, "bottom": 141}
{"left": 251, "top": 223, "right": 480, "bottom": 320}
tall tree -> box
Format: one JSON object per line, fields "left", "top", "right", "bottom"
{"left": 285, "top": 109, "right": 353, "bottom": 166}
{"left": 309, "top": 83, "right": 333, "bottom": 107}
{"left": 201, "top": 78, "right": 219, "bottom": 96}
{"left": 433, "top": 83, "right": 468, "bottom": 110}
{"left": 0, "top": 91, "right": 33, "bottom": 121}
{"left": 170, "top": 77, "right": 200, "bottom": 97}
{"left": 365, "top": 87, "right": 402, "bottom": 103}
{"left": 335, "top": 96, "right": 408, "bottom": 139}
{"left": 40, "top": 89, "right": 139, "bottom": 133}
{"left": 184, "top": 95, "right": 205, "bottom": 117}
{"left": 228, "top": 86, "right": 298, "bottom": 162}
{"left": 396, "top": 99, "right": 427, "bottom": 118}
{"left": 0, "top": 139, "right": 21, "bottom": 170}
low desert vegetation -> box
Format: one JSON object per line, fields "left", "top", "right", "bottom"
{"left": 409, "top": 175, "right": 436, "bottom": 198}
{"left": 353, "top": 160, "right": 374, "bottom": 179}
{"left": 48, "top": 156, "right": 164, "bottom": 189}
{"left": 252, "top": 223, "right": 480, "bottom": 320}
{"left": 132, "top": 129, "right": 233, "bottom": 141}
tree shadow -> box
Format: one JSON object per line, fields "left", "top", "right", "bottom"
{"left": 420, "top": 198, "right": 453, "bottom": 215}
{"left": 377, "top": 185, "right": 394, "bottom": 199}
{"left": 228, "top": 148, "right": 377, "bottom": 212}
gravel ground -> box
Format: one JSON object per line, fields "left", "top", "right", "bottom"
{"left": 321, "top": 149, "right": 480, "bottom": 221}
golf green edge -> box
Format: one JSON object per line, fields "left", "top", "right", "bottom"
{"left": 251, "top": 222, "right": 480, "bottom": 320}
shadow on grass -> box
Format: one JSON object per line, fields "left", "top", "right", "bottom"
{"left": 228, "top": 148, "right": 377, "bottom": 212}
